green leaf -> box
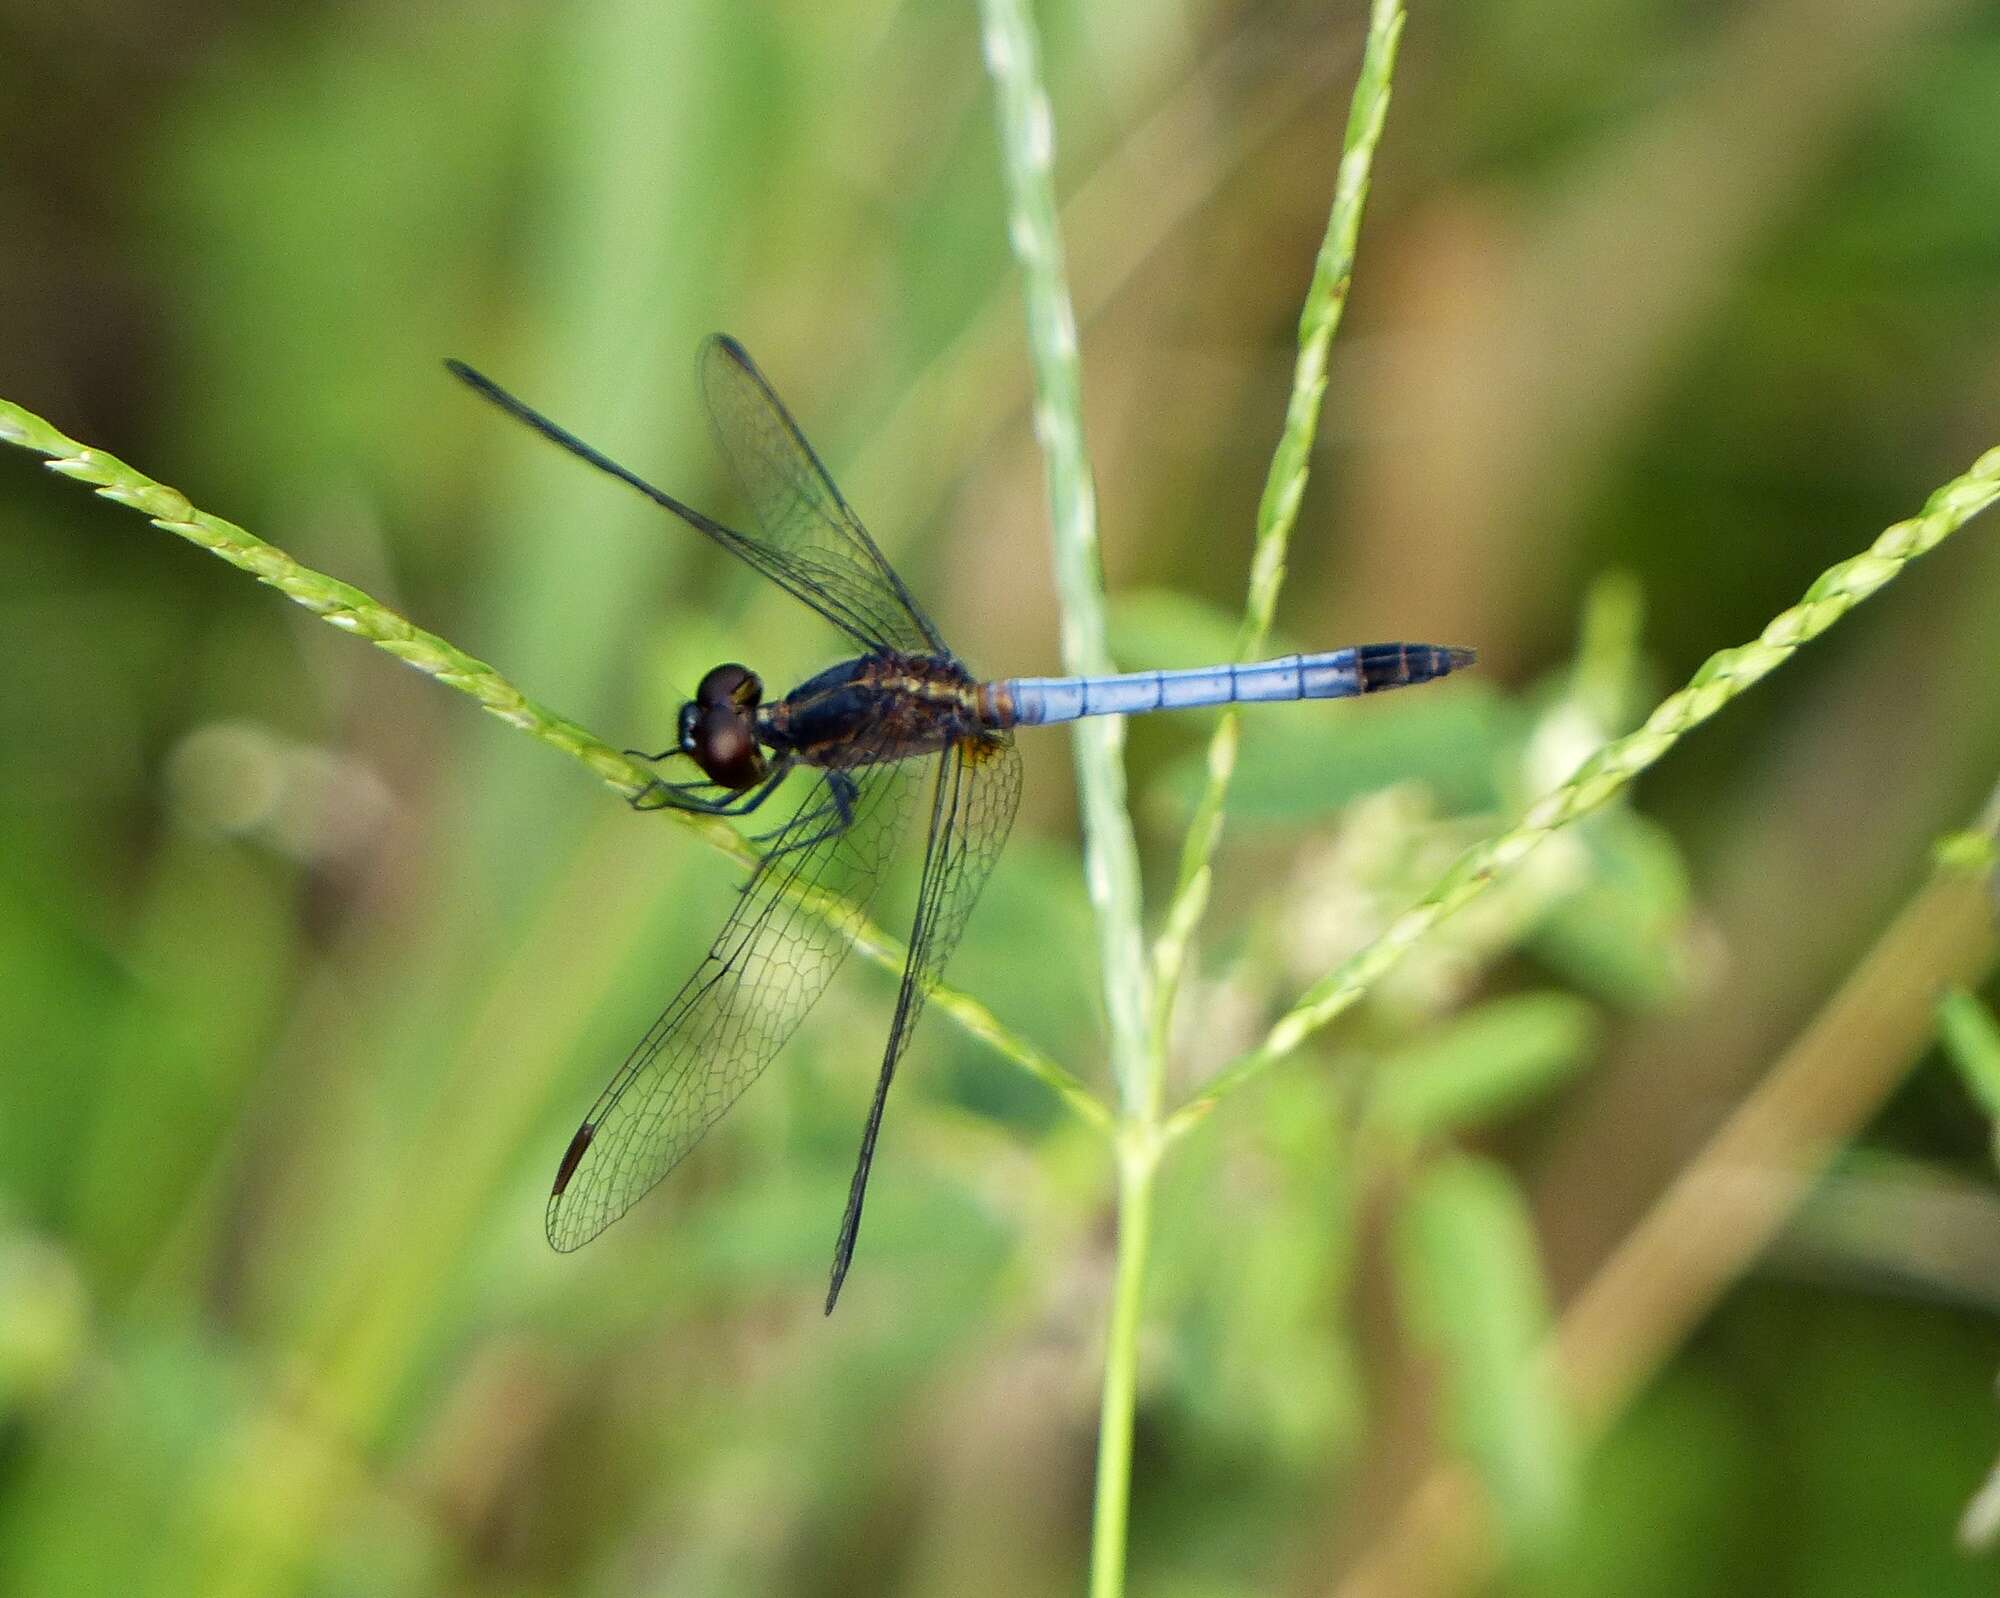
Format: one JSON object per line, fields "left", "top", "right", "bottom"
{"left": 1937, "top": 988, "right": 2000, "bottom": 1169}
{"left": 1395, "top": 1155, "right": 1574, "bottom": 1564}
{"left": 1366, "top": 993, "right": 1598, "bottom": 1146}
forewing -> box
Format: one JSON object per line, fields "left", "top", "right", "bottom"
{"left": 700, "top": 334, "right": 946, "bottom": 657}
{"left": 824, "top": 731, "right": 1023, "bottom": 1310}
{"left": 445, "top": 355, "right": 924, "bottom": 658}
{"left": 547, "top": 747, "right": 927, "bottom": 1252}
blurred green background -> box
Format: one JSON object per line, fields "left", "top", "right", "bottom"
{"left": 4, "top": 0, "right": 2000, "bottom": 1593}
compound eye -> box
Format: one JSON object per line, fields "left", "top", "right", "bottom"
{"left": 696, "top": 663, "right": 761, "bottom": 710}
{"left": 690, "top": 706, "right": 765, "bottom": 791}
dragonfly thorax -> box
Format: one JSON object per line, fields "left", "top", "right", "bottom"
{"left": 680, "top": 662, "right": 768, "bottom": 790}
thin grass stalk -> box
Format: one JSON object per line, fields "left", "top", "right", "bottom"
{"left": 1335, "top": 778, "right": 2000, "bottom": 1598}
{"left": 1088, "top": 1136, "right": 1158, "bottom": 1598}
{"left": 0, "top": 396, "right": 1106, "bottom": 1129}
{"left": 1, "top": 400, "right": 653, "bottom": 800}
{"left": 1151, "top": 0, "right": 1407, "bottom": 1059}
{"left": 978, "top": 0, "right": 1153, "bottom": 1115}
{"left": 1165, "top": 443, "right": 2000, "bottom": 1141}
{"left": 976, "top": 4, "right": 1156, "bottom": 1593}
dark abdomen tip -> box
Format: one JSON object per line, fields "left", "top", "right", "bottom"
{"left": 1358, "top": 642, "right": 1477, "bottom": 692}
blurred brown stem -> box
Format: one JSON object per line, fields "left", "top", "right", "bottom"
{"left": 1333, "top": 791, "right": 2000, "bottom": 1598}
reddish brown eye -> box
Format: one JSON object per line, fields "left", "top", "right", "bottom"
{"left": 691, "top": 706, "right": 766, "bottom": 790}
{"left": 696, "top": 663, "right": 761, "bottom": 710}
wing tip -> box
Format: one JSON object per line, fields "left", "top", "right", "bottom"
{"left": 545, "top": 1124, "right": 600, "bottom": 1253}
{"left": 544, "top": 1196, "right": 602, "bottom": 1254}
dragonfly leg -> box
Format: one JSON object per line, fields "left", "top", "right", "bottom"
{"left": 631, "top": 761, "right": 795, "bottom": 817}
{"left": 755, "top": 769, "right": 858, "bottom": 861}
{"left": 630, "top": 775, "right": 720, "bottom": 813}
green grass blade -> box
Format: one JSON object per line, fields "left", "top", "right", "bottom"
{"left": 2, "top": 398, "right": 651, "bottom": 801}
{"left": 0, "top": 394, "right": 1107, "bottom": 1131}
{"left": 1150, "top": 0, "right": 1407, "bottom": 1057}
{"left": 979, "top": 0, "right": 1152, "bottom": 1119}
{"left": 1937, "top": 986, "right": 2000, "bottom": 1169}
{"left": 977, "top": 6, "right": 1159, "bottom": 1595}
{"left": 1166, "top": 442, "right": 2000, "bottom": 1139}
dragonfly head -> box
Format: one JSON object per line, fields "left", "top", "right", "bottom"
{"left": 680, "top": 663, "right": 768, "bottom": 791}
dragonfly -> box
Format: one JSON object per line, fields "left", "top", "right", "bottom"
{"left": 448, "top": 335, "right": 1474, "bottom": 1313}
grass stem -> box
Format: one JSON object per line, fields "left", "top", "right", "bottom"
{"left": 0, "top": 394, "right": 1106, "bottom": 1131}
{"left": 978, "top": 0, "right": 1153, "bottom": 1118}
{"left": 1166, "top": 443, "right": 2000, "bottom": 1140}
{"left": 1335, "top": 781, "right": 2000, "bottom": 1597}
{"left": 1151, "top": 0, "right": 1407, "bottom": 1061}
{"left": 977, "top": 3, "right": 1159, "bottom": 1588}
{"left": 1089, "top": 1132, "right": 1159, "bottom": 1598}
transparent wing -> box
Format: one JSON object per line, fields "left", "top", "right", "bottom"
{"left": 444, "top": 350, "right": 931, "bottom": 657}
{"left": 700, "top": 334, "right": 947, "bottom": 657}
{"left": 546, "top": 741, "right": 927, "bottom": 1252}
{"left": 823, "top": 730, "right": 1023, "bottom": 1311}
